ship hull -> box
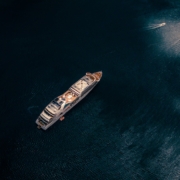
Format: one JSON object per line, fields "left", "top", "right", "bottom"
{"left": 35, "top": 71, "right": 102, "bottom": 130}
{"left": 36, "top": 82, "right": 98, "bottom": 130}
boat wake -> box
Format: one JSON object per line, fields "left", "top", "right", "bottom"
{"left": 141, "top": 23, "right": 166, "bottom": 31}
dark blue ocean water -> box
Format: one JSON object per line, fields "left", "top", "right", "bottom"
{"left": 1, "top": 0, "right": 180, "bottom": 179}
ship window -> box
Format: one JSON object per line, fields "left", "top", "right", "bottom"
{"left": 52, "top": 100, "right": 60, "bottom": 107}
{"left": 44, "top": 110, "right": 53, "bottom": 117}
{"left": 86, "top": 77, "right": 90, "bottom": 82}
{"left": 54, "top": 98, "right": 59, "bottom": 101}
{"left": 59, "top": 101, "right": 63, "bottom": 105}
{"left": 64, "top": 104, "right": 70, "bottom": 109}
{"left": 39, "top": 116, "right": 48, "bottom": 125}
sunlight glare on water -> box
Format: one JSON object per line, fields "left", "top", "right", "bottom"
{"left": 160, "top": 20, "right": 180, "bottom": 57}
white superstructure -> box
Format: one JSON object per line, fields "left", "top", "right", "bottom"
{"left": 35, "top": 71, "right": 102, "bottom": 130}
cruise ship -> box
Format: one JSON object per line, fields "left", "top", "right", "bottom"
{"left": 36, "top": 71, "right": 102, "bottom": 130}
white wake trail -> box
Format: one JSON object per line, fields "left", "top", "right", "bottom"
{"left": 142, "top": 23, "right": 166, "bottom": 31}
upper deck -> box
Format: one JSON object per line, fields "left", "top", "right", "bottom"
{"left": 61, "top": 90, "right": 78, "bottom": 103}
{"left": 70, "top": 71, "right": 102, "bottom": 94}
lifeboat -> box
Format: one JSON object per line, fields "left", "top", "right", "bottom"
{"left": 60, "top": 116, "right": 65, "bottom": 121}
